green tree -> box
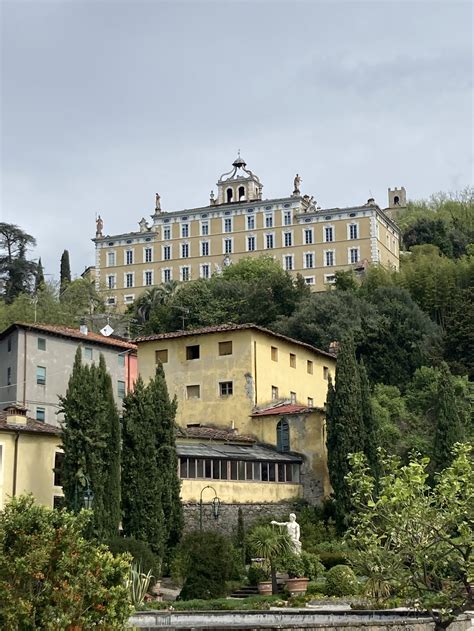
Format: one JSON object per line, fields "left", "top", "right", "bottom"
{"left": 326, "top": 336, "right": 363, "bottom": 532}
{"left": 59, "top": 349, "right": 120, "bottom": 540}
{"left": 246, "top": 525, "right": 292, "bottom": 594}
{"left": 346, "top": 444, "right": 474, "bottom": 629}
{"left": 0, "top": 223, "right": 37, "bottom": 303}
{"left": 122, "top": 367, "right": 182, "bottom": 562}
{"left": 121, "top": 376, "right": 165, "bottom": 558}
{"left": 431, "top": 362, "right": 463, "bottom": 474}
{"left": 34, "top": 257, "right": 45, "bottom": 292}
{"left": 60, "top": 249, "right": 71, "bottom": 298}
{"left": 0, "top": 495, "right": 131, "bottom": 630}
{"left": 358, "top": 360, "right": 380, "bottom": 482}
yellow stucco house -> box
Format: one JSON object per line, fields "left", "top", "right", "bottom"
{"left": 0, "top": 405, "right": 63, "bottom": 510}
{"left": 136, "top": 324, "right": 336, "bottom": 513}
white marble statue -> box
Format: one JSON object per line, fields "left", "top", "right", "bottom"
{"left": 271, "top": 513, "right": 302, "bottom": 555}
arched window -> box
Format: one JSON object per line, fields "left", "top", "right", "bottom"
{"left": 238, "top": 186, "right": 246, "bottom": 201}
{"left": 393, "top": 195, "right": 400, "bottom": 205}
{"left": 276, "top": 419, "right": 290, "bottom": 453}
{"left": 227, "top": 188, "right": 233, "bottom": 203}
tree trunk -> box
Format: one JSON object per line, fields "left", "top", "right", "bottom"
{"left": 270, "top": 561, "right": 278, "bottom": 595}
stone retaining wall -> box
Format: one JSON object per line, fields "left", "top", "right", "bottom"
{"left": 182, "top": 501, "right": 298, "bottom": 536}
{"left": 129, "top": 610, "right": 471, "bottom": 631}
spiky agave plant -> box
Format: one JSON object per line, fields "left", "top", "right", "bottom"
{"left": 127, "top": 563, "right": 153, "bottom": 609}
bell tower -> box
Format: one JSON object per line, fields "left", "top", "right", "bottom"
{"left": 216, "top": 153, "right": 263, "bottom": 204}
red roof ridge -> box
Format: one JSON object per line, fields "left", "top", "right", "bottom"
{"left": 1, "top": 322, "right": 136, "bottom": 350}
{"left": 251, "top": 402, "right": 324, "bottom": 417}
{"left": 134, "top": 323, "right": 335, "bottom": 359}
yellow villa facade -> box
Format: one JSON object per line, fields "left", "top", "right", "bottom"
{"left": 93, "top": 156, "right": 403, "bottom": 309}
{"left": 136, "top": 324, "right": 336, "bottom": 505}
{"left": 0, "top": 405, "right": 63, "bottom": 510}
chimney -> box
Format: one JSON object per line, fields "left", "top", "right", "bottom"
{"left": 79, "top": 318, "right": 88, "bottom": 336}
{"left": 5, "top": 404, "right": 28, "bottom": 425}
{"left": 329, "top": 341, "right": 340, "bottom": 357}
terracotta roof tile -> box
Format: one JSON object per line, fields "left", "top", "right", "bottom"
{"left": 1, "top": 322, "right": 136, "bottom": 350}
{"left": 135, "top": 323, "right": 335, "bottom": 359}
{"left": 251, "top": 402, "right": 324, "bottom": 417}
{"left": 182, "top": 424, "right": 255, "bottom": 443}
{"left": 0, "top": 412, "right": 61, "bottom": 435}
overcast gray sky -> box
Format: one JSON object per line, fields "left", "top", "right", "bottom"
{"left": 1, "top": 0, "right": 472, "bottom": 279}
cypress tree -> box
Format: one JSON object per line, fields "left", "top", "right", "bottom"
{"left": 121, "top": 376, "right": 165, "bottom": 557}
{"left": 431, "top": 362, "right": 462, "bottom": 474}
{"left": 325, "top": 336, "right": 363, "bottom": 532}
{"left": 60, "top": 348, "right": 120, "bottom": 540}
{"left": 149, "top": 364, "right": 183, "bottom": 553}
{"left": 95, "top": 355, "right": 121, "bottom": 537}
{"left": 358, "top": 359, "right": 380, "bottom": 483}
{"left": 35, "top": 258, "right": 45, "bottom": 292}
{"left": 60, "top": 250, "right": 71, "bottom": 297}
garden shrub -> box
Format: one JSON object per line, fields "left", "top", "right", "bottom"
{"left": 247, "top": 563, "right": 269, "bottom": 585}
{"left": 0, "top": 495, "right": 131, "bottom": 630}
{"left": 172, "top": 530, "right": 243, "bottom": 600}
{"left": 318, "top": 550, "right": 349, "bottom": 569}
{"left": 107, "top": 536, "right": 160, "bottom": 584}
{"left": 300, "top": 551, "right": 325, "bottom": 580}
{"left": 325, "top": 564, "right": 359, "bottom": 596}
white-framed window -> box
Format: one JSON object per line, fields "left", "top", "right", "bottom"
{"left": 223, "top": 217, "right": 233, "bottom": 233}
{"left": 324, "top": 250, "right": 335, "bottom": 267}
{"left": 36, "top": 366, "right": 46, "bottom": 385}
{"left": 290, "top": 391, "right": 297, "bottom": 404}
{"left": 324, "top": 225, "right": 334, "bottom": 242}
{"left": 163, "top": 226, "right": 171, "bottom": 240}
{"left": 36, "top": 407, "right": 45, "bottom": 422}
{"left": 107, "top": 274, "right": 116, "bottom": 289}
{"left": 186, "top": 384, "right": 201, "bottom": 399}
{"left": 223, "top": 238, "right": 233, "bottom": 254}
{"left": 283, "top": 210, "right": 292, "bottom": 226}
{"left": 125, "top": 272, "right": 134, "bottom": 288}
{"left": 284, "top": 255, "right": 294, "bottom": 271}
{"left": 107, "top": 296, "right": 116, "bottom": 305}
{"left": 283, "top": 231, "right": 293, "bottom": 247}
{"left": 181, "top": 223, "right": 189, "bottom": 238}
{"left": 83, "top": 346, "right": 93, "bottom": 360}
{"left": 304, "top": 252, "right": 315, "bottom": 269}
{"left": 117, "top": 380, "right": 126, "bottom": 398}
{"left": 162, "top": 245, "right": 171, "bottom": 261}
{"left": 304, "top": 276, "right": 315, "bottom": 285}
{"left": 304, "top": 228, "right": 313, "bottom": 245}
{"left": 144, "top": 270, "right": 153, "bottom": 286}
{"left": 162, "top": 268, "right": 172, "bottom": 283}
{"left": 124, "top": 294, "right": 135, "bottom": 304}
{"left": 247, "top": 215, "right": 255, "bottom": 230}
{"left": 272, "top": 385, "right": 279, "bottom": 400}
{"left": 201, "top": 241, "right": 209, "bottom": 256}
{"left": 348, "top": 223, "right": 359, "bottom": 240}
{"left": 181, "top": 243, "right": 189, "bottom": 258}
{"left": 125, "top": 250, "right": 134, "bottom": 265}
{"left": 265, "top": 233, "right": 274, "bottom": 249}
{"left": 349, "top": 247, "right": 360, "bottom": 264}
{"left": 144, "top": 247, "right": 153, "bottom": 263}
{"left": 247, "top": 235, "right": 256, "bottom": 251}
{"left": 200, "top": 263, "right": 210, "bottom": 279}
{"left": 265, "top": 213, "right": 273, "bottom": 228}
{"left": 180, "top": 266, "right": 190, "bottom": 281}
{"left": 200, "top": 221, "right": 209, "bottom": 236}
{"left": 107, "top": 251, "right": 116, "bottom": 266}
{"left": 324, "top": 273, "right": 336, "bottom": 285}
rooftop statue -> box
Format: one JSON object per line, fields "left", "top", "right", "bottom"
{"left": 96, "top": 215, "right": 103, "bottom": 237}
{"left": 271, "top": 513, "right": 302, "bottom": 555}
{"left": 155, "top": 193, "right": 161, "bottom": 212}
{"left": 293, "top": 174, "right": 301, "bottom": 195}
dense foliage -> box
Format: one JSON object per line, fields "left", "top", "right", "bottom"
{"left": 0, "top": 496, "right": 131, "bottom": 630}
{"left": 172, "top": 531, "right": 243, "bottom": 600}
{"left": 0, "top": 223, "right": 38, "bottom": 303}
{"left": 346, "top": 444, "right": 474, "bottom": 629}
{"left": 59, "top": 349, "right": 121, "bottom": 540}
{"left": 121, "top": 368, "right": 183, "bottom": 565}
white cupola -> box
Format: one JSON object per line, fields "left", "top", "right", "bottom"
{"left": 216, "top": 153, "right": 263, "bottom": 205}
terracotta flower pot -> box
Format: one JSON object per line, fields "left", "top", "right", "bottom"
{"left": 285, "top": 577, "right": 309, "bottom": 595}
{"left": 257, "top": 580, "right": 273, "bottom": 595}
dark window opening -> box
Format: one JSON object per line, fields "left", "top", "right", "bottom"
{"left": 186, "top": 345, "right": 200, "bottom": 360}
{"left": 54, "top": 452, "right": 65, "bottom": 487}
{"left": 394, "top": 195, "right": 400, "bottom": 205}
{"left": 227, "top": 188, "right": 233, "bottom": 203}
{"left": 277, "top": 419, "right": 290, "bottom": 453}
{"left": 238, "top": 186, "right": 245, "bottom": 201}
